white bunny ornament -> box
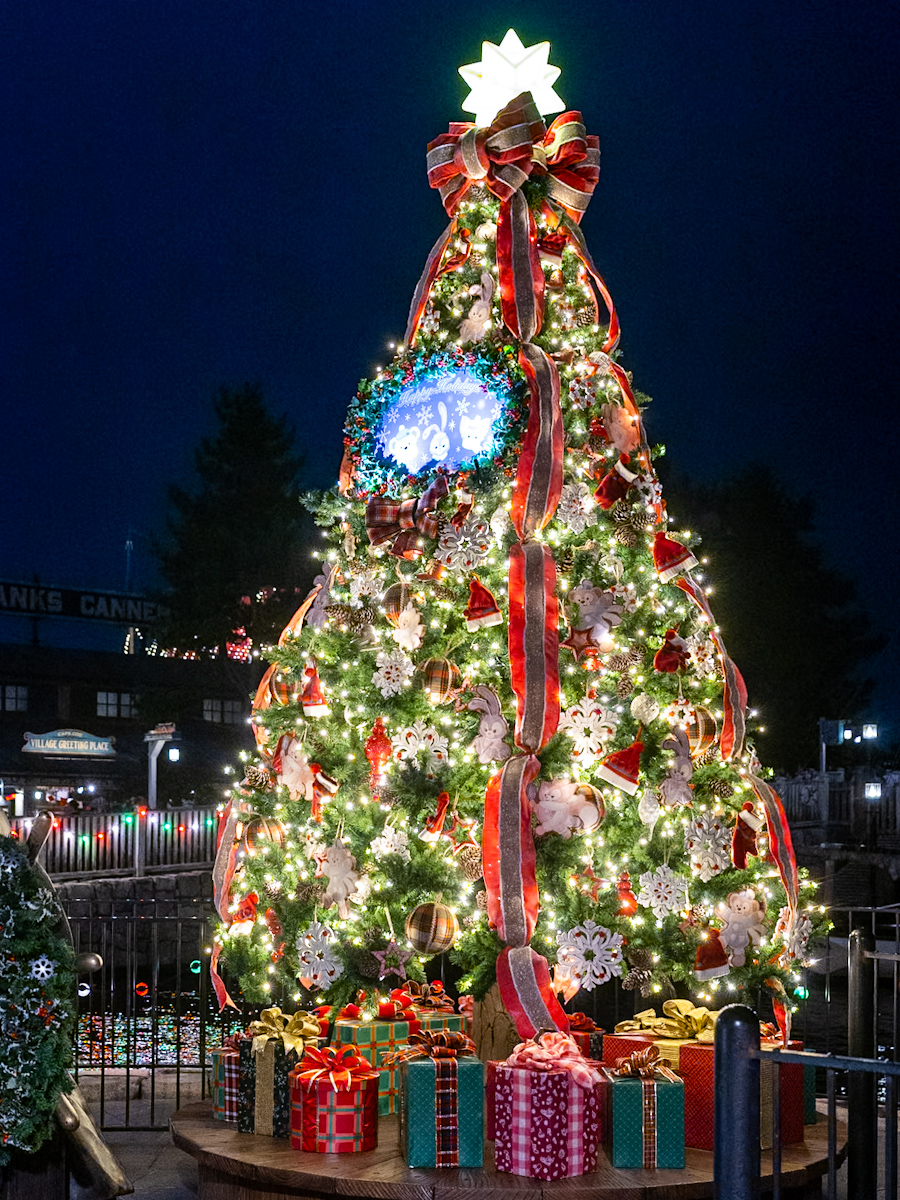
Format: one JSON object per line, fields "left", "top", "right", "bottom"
{"left": 467, "top": 686, "right": 511, "bottom": 763}
{"left": 459, "top": 272, "right": 494, "bottom": 344}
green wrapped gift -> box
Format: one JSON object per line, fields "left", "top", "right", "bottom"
{"left": 602, "top": 1056, "right": 685, "bottom": 1169}
{"left": 390, "top": 1031, "right": 484, "bottom": 1168}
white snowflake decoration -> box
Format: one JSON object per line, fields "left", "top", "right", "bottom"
{"left": 296, "top": 919, "right": 344, "bottom": 988}
{"left": 558, "top": 695, "right": 618, "bottom": 758}
{"left": 370, "top": 824, "right": 411, "bottom": 862}
{"left": 687, "top": 633, "right": 719, "bottom": 678}
{"left": 391, "top": 721, "right": 449, "bottom": 774}
{"left": 556, "top": 483, "right": 595, "bottom": 534}
{"left": 774, "top": 906, "right": 813, "bottom": 963}
{"left": 373, "top": 649, "right": 414, "bottom": 697}
{"left": 637, "top": 865, "right": 690, "bottom": 921}
{"left": 684, "top": 811, "right": 732, "bottom": 882}
{"left": 0, "top": 844, "right": 21, "bottom": 880}
{"left": 556, "top": 920, "right": 624, "bottom": 991}
{"left": 351, "top": 872, "right": 375, "bottom": 904}
{"left": 391, "top": 602, "right": 424, "bottom": 652}
{"left": 634, "top": 472, "right": 663, "bottom": 510}
{"left": 29, "top": 955, "right": 56, "bottom": 981}
{"left": 610, "top": 582, "right": 640, "bottom": 613}
{"left": 348, "top": 567, "right": 384, "bottom": 608}
{"left": 434, "top": 514, "right": 491, "bottom": 571}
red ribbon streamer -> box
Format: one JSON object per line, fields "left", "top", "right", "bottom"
{"left": 497, "top": 189, "right": 544, "bottom": 341}
{"left": 508, "top": 542, "right": 560, "bottom": 754}
{"left": 210, "top": 941, "right": 238, "bottom": 1012}
{"left": 483, "top": 755, "right": 541, "bottom": 946}
{"left": 510, "top": 345, "right": 564, "bottom": 540}
{"left": 748, "top": 773, "right": 799, "bottom": 925}
{"left": 497, "top": 946, "right": 571, "bottom": 1039}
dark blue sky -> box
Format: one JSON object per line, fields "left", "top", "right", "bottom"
{"left": 4, "top": 1, "right": 899, "bottom": 716}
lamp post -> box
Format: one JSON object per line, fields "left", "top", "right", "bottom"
{"left": 144, "top": 723, "right": 179, "bottom": 810}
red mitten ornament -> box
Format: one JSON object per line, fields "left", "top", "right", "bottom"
{"left": 301, "top": 663, "right": 329, "bottom": 716}
{"left": 593, "top": 456, "right": 638, "bottom": 509}
{"left": 732, "top": 801, "right": 763, "bottom": 869}
{"left": 653, "top": 628, "right": 690, "bottom": 673}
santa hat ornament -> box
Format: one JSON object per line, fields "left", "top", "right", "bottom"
{"left": 301, "top": 663, "right": 329, "bottom": 717}
{"left": 694, "top": 928, "right": 730, "bottom": 981}
{"left": 732, "top": 801, "right": 763, "bottom": 870}
{"left": 595, "top": 735, "right": 644, "bottom": 795}
{"left": 465, "top": 577, "right": 503, "bottom": 631}
{"left": 652, "top": 531, "right": 698, "bottom": 583}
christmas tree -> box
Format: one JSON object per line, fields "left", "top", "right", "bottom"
{"left": 212, "top": 31, "right": 824, "bottom": 1041}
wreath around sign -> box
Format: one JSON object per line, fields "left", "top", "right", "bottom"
{"left": 343, "top": 343, "right": 528, "bottom": 495}
{"left": 0, "top": 836, "right": 76, "bottom": 1164}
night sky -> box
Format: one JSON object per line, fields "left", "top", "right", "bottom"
{"left": 4, "top": 2, "right": 899, "bottom": 721}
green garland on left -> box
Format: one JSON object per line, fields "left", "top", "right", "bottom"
{"left": 0, "top": 837, "right": 76, "bottom": 1165}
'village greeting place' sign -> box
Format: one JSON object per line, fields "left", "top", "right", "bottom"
{"left": 23, "top": 729, "right": 116, "bottom": 757}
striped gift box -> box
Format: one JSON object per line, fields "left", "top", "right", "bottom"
{"left": 209, "top": 1048, "right": 240, "bottom": 1123}
{"left": 289, "top": 1071, "right": 379, "bottom": 1153}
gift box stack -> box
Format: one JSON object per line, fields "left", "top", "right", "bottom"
{"left": 604, "top": 1002, "right": 807, "bottom": 1150}
{"left": 492, "top": 1031, "right": 604, "bottom": 1181}
{"left": 330, "top": 986, "right": 463, "bottom": 1115}
{"left": 289, "top": 1045, "right": 379, "bottom": 1153}
{"left": 387, "top": 1029, "right": 484, "bottom": 1168}
{"left": 236, "top": 1008, "right": 321, "bottom": 1137}
{"left": 210, "top": 1032, "right": 249, "bottom": 1122}
{"left": 602, "top": 1045, "right": 685, "bottom": 1169}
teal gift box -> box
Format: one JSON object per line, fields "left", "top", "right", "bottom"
{"left": 602, "top": 1068, "right": 685, "bottom": 1169}
{"left": 398, "top": 1053, "right": 484, "bottom": 1168}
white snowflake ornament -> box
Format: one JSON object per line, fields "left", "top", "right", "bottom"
{"left": 373, "top": 649, "right": 415, "bottom": 697}
{"left": 434, "top": 514, "right": 491, "bottom": 571}
{"left": 296, "top": 919, "right": 344, "bottom": 988}
{"left": 348, "top": 567, "right": 384, "bottom": 608}
{"left": 637, "top": 865, "right": 690, "bottom": 921}
{"left": 391, "top": 602, "right": 425, "bottom": 653}
{"left": 556, "top": 920, "right": 624, "bottom": 991}
{"left": 558, "top": 694, "right": 618, "bottom": 758}
{"left": 684, "top": 811, "right": 732, "bottom": 882}
{"left": 774, "top": 906, "right": 813, "bottom": 963}
{"left": 687, "top": 633, "right": 719, "bottom": 678}
{"left": 391, "top": 721, "right": 449, "bottom": 775}
{"left": 370, "top": 823, "right": 411, "bottom": 862}
{"left": 556, "top": 483, "right": 595, "bottom": 534}
{"left": 29, "top": 955, "right": 56, "bottom": 981}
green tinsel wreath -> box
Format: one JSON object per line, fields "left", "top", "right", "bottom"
{"left": 0, "top": 836, "right": 76, "bottom": 1165}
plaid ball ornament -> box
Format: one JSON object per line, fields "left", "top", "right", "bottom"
{"left": 405, "top": 902, "right": 459, "bottom": 953}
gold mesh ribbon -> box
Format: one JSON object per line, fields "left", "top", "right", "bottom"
{"left": 248, "top": 1007, "right": 321, "bottom": 1057}
{"left": 614, "top": 999, "right": 718, "bottom": 1042}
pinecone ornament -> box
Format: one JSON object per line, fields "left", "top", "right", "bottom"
{"left": 457, "top": 845, "right": 483, "bottom": 882}
{"left": 263, "top": 879, "right": 283, "bottom": 900}
{"left": 614, "top": 524, "right": 638, "bottom": 547}
{"left": 710, "top": 778, "right": 735, "bottom": 798}
{"left": 295, "top": 881, "right": 326, "bottom": 904}
{"left": 608, "top": 646, "right": 643, "bottom": 672}
{"left": 348, "top": 948, "right": 382, "bottom": 980}
{"left": 326, "top": 604, "right": 377, "bottom": 635}
{"left": 622, "top": 948, "right": 654, "bottom": 997}
{"left": 617, "top": 675, "right": 634, "bottom": 698}
{"left": 476, "top": 890, "right": 489, "bottom": 911}
{"left": 697, "top": 745, "right": 721, "bottom": 767}
{"left": 243, "top": 764, "right": 271, "bottom": 790}
{"left": 575, "top": 308, "right": 595, "bottom": 328}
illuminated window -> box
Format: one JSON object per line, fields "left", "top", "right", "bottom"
{"left": 97, "top": 691, "right": 136, "bottom": 718}
{"left": 3, "top": 686, "right": 27, "bottom": 712}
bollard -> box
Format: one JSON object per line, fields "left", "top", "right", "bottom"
{"left": 714, "top": 1004, "right": 760, "bottom": 1199}
{"left": 847, "top": 927, "right": 877, "bottom": 1198}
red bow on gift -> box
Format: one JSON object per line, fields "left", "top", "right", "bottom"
{"left": 222, "top": 1031, "right": 251, "bottom": 1051}
{"left": 377, "top": 999, "right": 419, "bottom": 1023}
{"left": 295, "top": 1045, "right": 377, "bottom": 1091}
{"left": 566, "top": 1012, "right": 598, "bottom": 1033}
{"left": 365, "top": 473, "right": 449, "bottom": 559}
{"left": 505, "top": 1030, "right": 603, "bottom": 1090}
{"left": 338, "top": 1003, "right": 361, "bottom": 1020}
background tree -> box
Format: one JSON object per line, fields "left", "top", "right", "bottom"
{"left": 662, "top": 464, "right": 881, "bottom": 772}
{"left": 154, "top": 385, "right": 315, "bottom": 656}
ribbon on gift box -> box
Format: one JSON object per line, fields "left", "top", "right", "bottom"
{"left": 614, "top": 999, "right": 718, "bottom": 1042}
{"left": 458, "top": 995, "right": 474, "bottom": 1018}
{"left": 567, "top": 1012, "right": 599, "bottom": 1033}
{"left": 505, "top": 1030, "right": 603, "bottom": 1090}
{"left": 404, "top": 980, "right": 455, "bottom": 1012}
{"left": 613, "top": 1046, "right": 680, "bottom": 1169}
{"left": 222, "top": 1031, "right": 251, "bottom": 1051}
{"left": 295, "top": 1045, "right": 378, "bottom": 1091}
{"left": 383, "top": 1030, "right": 476, "bottom": 1169}
{"left": 338, "top": 1003, "right": 362, "bottom": 1020}
{"left": 365, "top": 472, "right": 449, "bottom": 559}
{"left": 377, "top": 998, "right": 421, "bottom": 1028}
{"left": 248, "top": 1008, "right": 321, "bottom": 1058}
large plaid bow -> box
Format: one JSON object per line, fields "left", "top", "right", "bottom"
{"left": 296, "top": 1045, "right": 377, "bottom": 1091}
{"left": 365, "top": 473, "right": 449, "bottom": 559}
{"left": 405, "top": 980, "right": 455, "bottom": 1012}
{"left": 534, "top": 113, "right": 600, "bottom": 223}
{"left": 382, "top": 1028, "right": 475, "bottom": 1068}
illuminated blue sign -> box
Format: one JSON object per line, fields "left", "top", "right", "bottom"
{"left": 375, "top": 369, "right": 503, "bottom": 476}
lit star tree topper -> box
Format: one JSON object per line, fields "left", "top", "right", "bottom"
{"left": 459, "top": 29, "right": 565, "bottom": 125}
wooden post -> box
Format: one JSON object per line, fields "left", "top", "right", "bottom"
{"left": 472, "top": 983, "right": 518, "bottom": 1063}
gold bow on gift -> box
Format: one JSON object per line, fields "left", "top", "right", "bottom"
{"left": 247, "top": 1007, "right": 321, "bottom": 1057}
{"left": 615, "top": 999, "right": 718, "bottom": 1042}
{"left": 613, "top": 1045, "right": 681, "bottom": 1084}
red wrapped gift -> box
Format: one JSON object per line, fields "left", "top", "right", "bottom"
{"left": 493, "top": 1031, "right": 604, "bottom": 1180}
{"left": 601, "top": 1031, "right": 654, "bottom": 1067}
{"left": 567, "top": 1012, "right": 604, "bottom": 1059}
{"left": 289, "top": 1046, "right": 379, "bottom": 1153}
{"left": 312, "top": 1005, "right": 333, "bottom": 1039}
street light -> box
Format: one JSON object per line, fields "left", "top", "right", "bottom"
{"left": 143, "top": 723, "right": 179, "bottom": 810}
{"left": 818, "top": 718, "right": 878, "bottom": 772}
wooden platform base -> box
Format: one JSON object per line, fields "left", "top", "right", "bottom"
{"left": 170, "top": 1102, "right": 846, "bottom": 1200}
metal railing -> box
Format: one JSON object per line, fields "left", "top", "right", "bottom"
{"left": 10, "top": 805, "right": 220, "bottom": 879}
{"left": 715, "top": 929, "right": 900, "bottom": 1199}
{"left": 68, "top": 913, "right": 252, "bottom": 1130}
